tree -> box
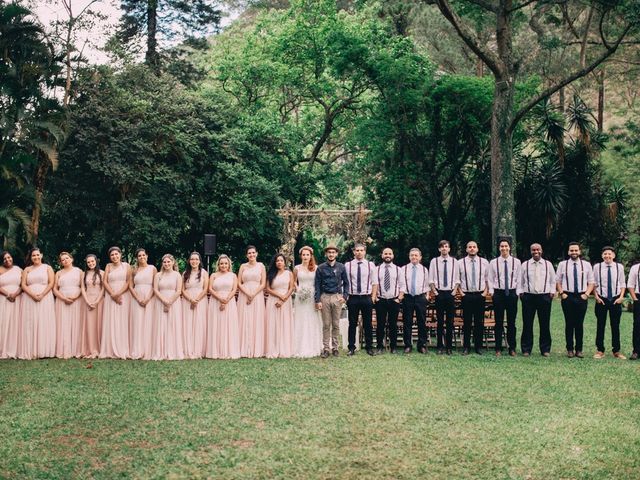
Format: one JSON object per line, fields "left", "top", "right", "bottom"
{"left": 118, "top": 0, "right": 222, "bottom": 72}
{"left": 424, "top": 0, "right": 640, "bottom": 250}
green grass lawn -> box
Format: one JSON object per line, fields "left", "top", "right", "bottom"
{"left": 1, "top": 300, "right": 639, "bottom": 479}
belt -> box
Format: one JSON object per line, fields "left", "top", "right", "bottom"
{"left": 349, "top": 293, "right": 371, "bottom": 297}
{"left": 406, "top": 293, "right": 427, "bottom": 297}
{"left": 566, "top": 291, "right": 586, "bottom": 295}
{"left": 463, "top": 291, "right": 483, "bottom": 294}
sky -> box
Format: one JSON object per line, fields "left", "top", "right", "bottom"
{"left": 32, "top": 0, "right": 237, "bottom": 64}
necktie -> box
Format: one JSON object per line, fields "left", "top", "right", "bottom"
{"left": 411, "top": 264, "right": 417, "bottom": 296}
{"left": 573, "top": 262, "right": 579, "bottom": 294}
{"left": 443, "top": 259, "right": 448, "bottom": 288}
{"left": 607, "top": 265, "right": 613, "bottom": 301}
{"left": 357, "top": 261, "right": 362, "bottom": 294}
{"left": 504, "top": 260, "right": 509, "bottom": 295}
{"left": 470, "top": 259, "right": 476, "bottom": 291}
{"left": 384, "top": 264, "right": 391, "bottom": 293}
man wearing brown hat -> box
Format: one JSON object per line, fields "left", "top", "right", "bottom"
{"left": 314, "top": 245, "right": 350, "bottom": 358}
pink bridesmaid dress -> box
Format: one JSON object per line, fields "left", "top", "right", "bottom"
{"left": 19, "top": 264, "right": 56, "bottom": 359}
{"left": 0, "top": 265, "right": 23, "bottom": 358}
{"left": 150, "top": 270, "right": 184, "bottom": 360}
{"left": 130, "top": 266, "right": 155, "bottom": 359}
{"left": 99, "top": 263, "right": 131, "bottom": 359}
{"left": 265, "top": 270, "right": 294, "bottom": 358}
{"left": 238, "top": 262, "right": 266, "bottom": 357}
{"left": 81, "top": 271, "right": 103, "bottom": 358}
{"left": 55, "top": 267, "right": 84, "bottom": 358}
{"left": 206, "top": 272, "right": 240, "bottom": 359}
{"left": 182, "top": 269, "right": 208, "bottom": 359}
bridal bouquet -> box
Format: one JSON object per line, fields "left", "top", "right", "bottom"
{"left": 296, "top": 287, "right": 313, "bottom": 303}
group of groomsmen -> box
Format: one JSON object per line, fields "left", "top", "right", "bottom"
{"left": 313, "top": 239, "right": 640, "bottom": 360}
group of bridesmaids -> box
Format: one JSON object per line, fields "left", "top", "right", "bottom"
{"left": 0, "top": 245, "right": 324, "bottom": 360}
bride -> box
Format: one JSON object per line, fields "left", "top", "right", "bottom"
{"left": 293, "top": 246, "right": 323, "bottom": 357}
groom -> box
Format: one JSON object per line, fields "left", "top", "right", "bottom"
{"left": 315, "top": 245, "right": 349, "bottom": 358}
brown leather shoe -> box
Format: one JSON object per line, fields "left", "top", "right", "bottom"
{"left": 613, "top": 352, "right": 627, "bottom": 359}
{"left": 495, "top": 351, "right": 501, "bottom": 357}
{"left": 523, "top": 352, "right": 530, "bottom": 357}
{"left": 567, "top": 350, "right": 575, "bottom": 358}
{"left": 332, "top": 349, "right": 339, "bottom": 357}
{"left": 542, "top": 352, "right": 550, "bottom": 358}
{"left": 575, "top": 351, "right": 584, "bottom": 358}
{"left": 418, "top": 346, "right": 427, "bottom": 354}
{"left": 593, "top": 351, "right": 605, "bottom": 359}
{"left": 404, "top": 347, "right": 412, "bottom": 354}
{"left": 509, "top": 349, "right": 516, "bottom": 357}
{"left": 630, "top": 352, "right": 639, "bottom": 360}
{"left": 320, "top": 350, "right": 329, "bottom": 359}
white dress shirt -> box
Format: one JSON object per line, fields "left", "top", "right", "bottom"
{"left": 345, "top": 259, "right": 377, "bottom": 295}
{"left": 428, "top": 256, "right": 459, "bottom": 291}
{"left": 375, "top": 262, "right": 406, "bottom": 299}
{"left": 555, "top": 259, "right": 595, "bottom": 294}
{"left": 401, "top": 263, "right": 429, "bottom": 295}
{"left": 593, "top": 261, "right": 626, "bottom": 298}
{"left": 455, "top": 256, "right": 489, "bottom": 292}
{"left": 627, "top": 263, "right": 640, "bottom": 296}
{"left": 518, "top": 259, "right": 556, "bottom": 294}
{"left": 488, "top": 255, "right": 521, "bottom": 295}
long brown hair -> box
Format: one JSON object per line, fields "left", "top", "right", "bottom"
{"left": 183, "top": 252, "right": 203, "bottom": 284}
{"left": 84, "top": 254, "right": 102, "bottom": 287}
{"left": 298, "top": 246, "right": 316, "bottom": 272}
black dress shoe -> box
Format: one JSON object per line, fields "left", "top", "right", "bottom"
{"left": 462, "top": 348, "right": 469, "bottom": 356}
{"left": 389, "top": 349, "right": 397, "bottom": 354}
{"left": 332, "top": 349, "right": 339, "bottom": 357}
{"left": 320, "top": 350, "right": 329, "bottom": 359}
{"left": 446, "top": 349, "right": 452, "bottom": 355}
{"left": 347, "top": 349, "right": 355, "bottom": 356}
{"left": 437, "top": 349, "right": 445, "bottom": 355}
{"left": 366, "top": 348, "right": 376, "bottom": 356}
{"left": 418, "top": 346, "right": 427, "bottom": 354}
{"left": 404, "top": 347, "right": 412, "bottom": 354}
{"left": 630, "top": 352, "right": 638, "bottom": 360}
{"left": 508, "top": 349, "right": 516, "bottom": 357}
{"left": 475, "top": 349, "right": 483, "bottom": 355}
{"left": 376, "top": 347, "right": 384, "bottom": 354}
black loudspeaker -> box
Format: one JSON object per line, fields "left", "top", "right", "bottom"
{"left": 204, "top": 234, "right": 217, "bottom": 256}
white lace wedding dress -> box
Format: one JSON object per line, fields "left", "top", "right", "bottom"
{"left": 293, "top": 265, "right": 323, "bottom": 357}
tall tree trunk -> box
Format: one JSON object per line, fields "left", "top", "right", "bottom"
{"left": 146, "top": 0, "right": 160, "bottom": 72}
{"left": 476, "top": 58, "right": 484, "bottom": 77}
{"left": 30, "top": 160, "right": 49, "bottom": 246}
{"left": 559, "top": 86, "right": 565, "bottom": 113}
{"left": 597, "top": 69, "right": 605, "bottom": 133}
{"left": 491, "top": 76, "right": 516, "bottom": 251}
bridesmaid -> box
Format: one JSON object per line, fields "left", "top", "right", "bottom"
{"left": 0, "top": 251, "right": 22, "bottom": 359}
{"left": 237, "top": 245, "right": 267, "bottom": 357}
{"left": 182, "top": 252, "right": 208, "bottom": 359}
{"left": 99, "top": 246, "right": 132, "bottom": 359}
{"left": 130, "top": 248, "right": 156, "bottom": 359}
{"left": 19, "top": 248, "right": 56, "bottom": 359}
{"left": 80, "top": 254, "right": 104, "bottom": 358}
{"left": 293, "top": 246, "right": 323, "bottom": 358}
{"left": 54, "top": 252, "right": 84, "bottom": 358}
{"left": 265, "top": 253, "right": 295, "bottom": 359}
{"left": 206, "top": 254, "right": 240, "bottom": 359}
{"left": 150, "top": 254, "right": 184, "bottom": 360}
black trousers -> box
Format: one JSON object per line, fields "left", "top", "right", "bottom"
{"left": 595, "top": 299, "right": 622, "bottom": 353}
{"left": 461, "top": 293, "right": 485, "bottom": 350}
{"left": 493, "top": 289, "right": 518, "bottom": 352}
{"left": 402, "top": 294, "right": 427, "bottom": 350}
{"left": 561, "top": 292, "right": 588, "bottom": 352}
{"left": 376, "top": 298, "right": 400, "bottom": 349}
{"left": 520, "top": 293, "right": 552, "bottom": 354}
{"left": 634, "top": 300, "right": 640, "bottom": 355}
{"left": 435, "top": 290, "right": 455, "bottom": 349}
{"left": 347, "top": 295, "right": 373, "bottom": 351}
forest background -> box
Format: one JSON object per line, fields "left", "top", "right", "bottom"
{"left": 2, "top": 0, "right": 639, "bottom": 268}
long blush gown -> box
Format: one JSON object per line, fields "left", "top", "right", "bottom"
{"left": 99, "top": 263, "right": 131, "bottom": 359}
{"left": 265, "top": 270, "right": 294, "bottom": 359}
{"left": 293, "top": 266, "right": 323, "bottom": 358}
{"left": 130, "top": 266, "right": 155, "bottom": 360}
{"left": 0, "top": 266, "right": 22, "bottom": 358}
{"left": 150, "top": 271, "right": 184, "bottom": 360}
{"left": 82, "top": 271, "right": 103, "bottom": 358}
{"left": 182, "top": 269, "right": 208, "bottom": 359}
{"left": 238, "top": 262, "right": 266, "bottom": 358}
{"left": 55, "top": 267, "right": 84, "bottom": 358}
{"left": 206, "top": 272, "right": 240, "bottom": 359}
{"left": 19, "top": 264, "right": 56, "bottom": 359}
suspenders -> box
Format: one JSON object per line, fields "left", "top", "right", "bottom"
{"left": 434, "top": 257, "right": 454, "bottom": 289}
{"left": 525, "top": 260, "right": 548, "bottom": 293}
{"left": 563, "top": 259, "right": 585, "bottom": 292}
{"left": 377, "top": 264, "right": 400, "bottom": 298}
{"left": 597, "top": 263, "right": 620, "bottom": 297}
{"left": 347, "top": 260, "right": 372, "bottom": 294}
{"left": 462, "top": 257, "right": 483, "bottom": 292}
{"left": 496, "top": 257, "right": 515, "bottom": 290}
{"left": 404, "top": 264, "right": 427, "bottom": 294}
